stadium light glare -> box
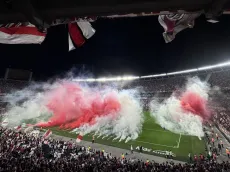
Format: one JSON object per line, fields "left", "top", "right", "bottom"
{"left": 152, "top": 73, "right": 167, "bottom": 77}
{"left": 96, "top": 78, "right": 106, "bottom": 82}
{"left": 72, "top": 76, "right": 140, "bottom": 82}
{"left": 215, "top": 61, "right": 230, "bottom": 67}
{"left": 130, "top": 76, "right": 140, "bottom": 80}
{"left": 86, "top": 78, "right": 96, "bottom": 82}
{"left": 198, "top": 61, "right": 230, "bottom": 71}
{"left": 72, "top": 60, "right": 230, "bottom": 82}
{"left": 140, "top": 73, "right": 166, "bottom": 78}
{"left": 140, "top": 75, "right": 151, "bottom": 78}
{"left": 197, "top": 65, "right": 214, "bottom": 70}
{"left": 122, "top": 76, "right": 139, "bottom": 80}
{"left": 94, "top": 76, "right": 139, "bottom": 82}
{"left": 116, "top": 77, "right": 122, "bottom": 81}
{"left": 122, "top": 77, "right": 129, "bottom": 80}
{"left": 167, "top": 68, "right": 197, "bottom": 75}
{"left": 72, "top": 79, "right": 85, "bottom": 82}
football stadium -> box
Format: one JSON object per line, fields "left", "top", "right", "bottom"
{"left": 1, "top": 61, "right": 230, "bottom": 163}
{"left": 1, "top": 1, "right": 230, "bottom": 171}
{"left": 49, "top": 111, "right": 205, "bottom": 162}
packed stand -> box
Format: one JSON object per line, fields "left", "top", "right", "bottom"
{"left": 213, "top": 109, "right": 230, "bottom": 137}
{"left": 124, "top": 73, "right": 209, "bottom": 94}
{"left": 213, "top": 109, "right": 230, "bottom": 130}
{"left": 209, "top": 70, "right": 230, "bottom": 90}
{"left": 0, "top": 79, "right": 28, "bottom": 94}
{"left": 124, "top": 77, "right": 186, "bottom": 93}
{"left": 210, "top": 89, "right": 230, "bottom": 136}
{"left": 1, "top": 127, "right": 230, "bottom": 172}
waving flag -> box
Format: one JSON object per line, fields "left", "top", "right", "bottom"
{"left": 43, "top": 129, "right": 52, "bottom": 139}
{"left": 14, "top": 125, "right": 22, "bottom": 131}
{"left": 68, "top": 21, "right": 95, "bottom": 51}
{"left": 1, "top": 118, "right": 9, "bottom": 127}
{"left": 0, "top": 23, "right": 46, "bottom": 44}
{"left": 158, "top": 11, "right": 202, "bottom": 43}
{"left": 76, "top": 132, "right": 83, "bottom": 143}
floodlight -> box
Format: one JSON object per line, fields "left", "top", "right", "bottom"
{"left": 152, "top": 73, "right": 167, "bottom": 77}
{"left": 72, "top": 78, "right": 85, "bottom": 82}
{"left": 97, "top": 78, "right": 106, "bottom": 82}
{"left": 86, "top": 78, "right": 96, "bottom": 82}
{"left": 198, "top": 61, "right": 230, "bottom": 71}
{"left": 167, "top": 69, "right": 197, "bottom": 75}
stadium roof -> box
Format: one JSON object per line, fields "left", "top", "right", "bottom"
{"left": 1, "top": 0, "right": 230, "bottom": 24}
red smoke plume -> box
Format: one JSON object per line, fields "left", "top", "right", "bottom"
{"left": 36, "top": 82, "right": 121, "bottom": 128}
{"left": 180, "top": 91, "right": 210, "bottom": 120}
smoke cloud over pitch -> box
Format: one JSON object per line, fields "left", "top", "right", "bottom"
{"left": 3, "top": 80, "right": 144, "bottom": 141}
{"left": 150, "top": 77, "right": 211, "bottom": 138}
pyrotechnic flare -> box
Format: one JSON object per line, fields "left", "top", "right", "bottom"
{"left": 150, "top": 77, "right": 211, "bottom": 137}
{"left": 2, "top": 80, "right": 144, "bottom": 142}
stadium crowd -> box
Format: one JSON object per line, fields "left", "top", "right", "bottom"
{"left": 1, "top": 127, "right": 230, "bottom": 172}
{"left": 211, "top": 90, "right": 230, "bottom": 135}
{"left": 0, "top": 79, "right": 28, "bottom": 94}
{"left": 209, "top": 70, "right": 230, "bottom": 90}
{"left": 1, "top": 69, "right": 230, "bottom": 171}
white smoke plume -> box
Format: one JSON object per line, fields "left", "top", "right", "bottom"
{"left": 150, "top": 77, "right": 211, "bottom": 138}
{"left": 2, "top": 82, "right": 56, "bottom": 126}
{"left": 185, "top": 77, "right": 210, "bottom": 100}
{"left": 2, "top": 80, "right": 144, "bottom": 141}
{"left": 72, "top": 89, "right": 144, "bottom": 142}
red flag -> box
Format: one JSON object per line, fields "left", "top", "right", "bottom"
{"left": 76, "top": 132, "right": 83, "bottom": 143}
{"left": 43, "top": 129, "right": 52, "bottom": 139}
{"left": 68, "top": 21, "right": 95, "bottom": 51}
{"left": 0, "top": 23, "right": 46, "bottom": 44}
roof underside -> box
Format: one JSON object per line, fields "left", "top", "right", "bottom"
{"left": 1, "top": 0, "right": 229, "bottom": 24}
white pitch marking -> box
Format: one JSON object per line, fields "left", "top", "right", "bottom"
{"left": 175, "top": 134, "right": 182, "bottom": 148}
{"left": 112, "top": 139, "right": 178, "bottom": 148}
{"left": 134, "top": 140, "right": 176, "bottom": 148}
{"left": 109, "top": 129, "right": 182, "bottom": 149}
{"left": 142, "top": 128, "right": 171, "bottom": 133}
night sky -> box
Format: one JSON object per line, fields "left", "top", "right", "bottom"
{"left": 1, "top": 15, "right": 230, "bottom": 80}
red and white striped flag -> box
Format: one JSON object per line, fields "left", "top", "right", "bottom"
{"left": 14, "top": 125, "right": 22, "bottom": 131}
{"left": 158, "top": 11, "right": 201, "bottom": 43}
{"left": 0, "top": 23, "right": 46, "bottom": 44}
{"left": 76, "top": 132, "right": 83, "bottom": 143}
{"left": 43, "top": 129, "right": 52, "bottom": 139}
{"left": 68, "top": 21, "right": 95, "bottom": 51}
{"left": 1, "top": 118, "right": 9, "bottom": 127}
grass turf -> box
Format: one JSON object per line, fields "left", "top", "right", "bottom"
{"left": 47, "top": 111, "right": 206, "bottom": 162}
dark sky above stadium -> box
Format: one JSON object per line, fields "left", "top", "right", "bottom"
{"left": 0, "top": 15, "right": 230, "bottom": 80}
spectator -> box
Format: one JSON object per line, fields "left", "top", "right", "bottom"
{"left": 1, "top": 126, "right": 230, "bottom": 172}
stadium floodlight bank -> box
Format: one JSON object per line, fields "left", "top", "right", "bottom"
{"left": 73, "top": 76, "right": 140, "bottom": 82}
{"left": 72, "top": 60, "right": 230, "bottom": 82}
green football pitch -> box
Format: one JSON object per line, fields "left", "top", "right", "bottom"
{"left": 48, "top": 112, "right": 206, "bottom": 161}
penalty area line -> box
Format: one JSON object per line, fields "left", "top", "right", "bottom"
{"left": 112, "top": 139, "right": 178, "bottom": 148}
{"left": 142, "top": 128, "right": 171, "bottom": 133}
{"left": 134, "top": 140, "right": 176, "bottom": 148}
{"left": 175, "top": 134, "right": 182, "bottom": 148}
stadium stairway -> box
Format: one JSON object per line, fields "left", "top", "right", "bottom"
{"left": 206, "top": 126, "right": 230, "bottom": 162}
{"left": 205, "top": 73, "right": 212, "bottom": 82}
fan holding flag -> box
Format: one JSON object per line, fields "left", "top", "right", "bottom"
{"left": 92, "top": 134, "right": 95, "bottom": 144}
{"left": 14, "top": 125, "right": 22, "bottom": 132}
{"left": 43, "top": 129, "right": 52, "bottom": 139}
{"left": 76, "top": 132, "right": 83, "bottom": 143}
